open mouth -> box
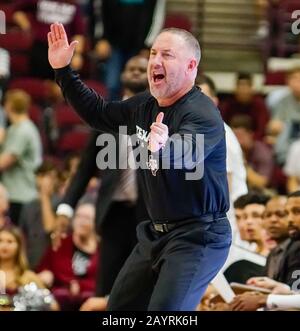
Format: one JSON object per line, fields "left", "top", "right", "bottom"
{"left": 153, "top": 73, "right": 165, "bottom": 83}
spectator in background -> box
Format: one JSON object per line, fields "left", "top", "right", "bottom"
{"left": 235, "top": 192, "right": 272, "bottom": 256}
{"left": 230, "top": 193, "right": 300, "bottom": 311}
{"left": 284, "top": 138, "right": 300, "bottom": 193}
{"left": 0, "top": 89, "right": 42, "bottom": 225}
{"left": 13, "top": 0, "right": 86, "bottom": 79}
{"left": 38, "top": 202, "right": 99, "bottom": 311}
{"left": 0, "top": 183, "right": 10, "bottom": 230}
{"left": 230, "top": 115, "right": 274, "bottom": 191}
{"left": 247, "top": 191, "right": 300, "bottom": 287}
{"left": 234, "top": 195, "right": 257, "bottom": 251}
{"left": 0, "top": 48, "right": 10, "bottom": 145}
{"left": 269, "top": 67, "right": 300, "bottom": 165}
{"left": 92, "top": 0, "right": 166, "bottom": 100}
{"left": 0, "top": 227, "right": 45, "bottom": 298}
{"left": 220, "top": 72, "right": 269, "bottom": 140}
{"left": 196, "top": 74, "right": 248, "bottom": 242}
{"left": 262, "top": 196, "right": 289, "bottom": 278}
{"left": 19, "top": 161, "right": 60, "bottom": 269}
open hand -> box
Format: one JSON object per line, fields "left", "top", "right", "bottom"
{"left": 48, "top": 23, "right": 78, "bottom": 69}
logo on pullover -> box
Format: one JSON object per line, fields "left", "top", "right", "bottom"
{"left": 136, "top": 125, "right": 149, "bottom": 148}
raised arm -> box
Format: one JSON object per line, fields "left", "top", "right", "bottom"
{"left": 48, "top": 23, "right": 139, "bottom": 134}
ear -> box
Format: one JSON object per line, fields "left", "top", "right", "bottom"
{"left": 188, "top": 59, "right": 198, "bottom": 72}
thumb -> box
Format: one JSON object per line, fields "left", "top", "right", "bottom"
{"left": 155, "top": 112, "right": 164, "bottom": 123}
{"left": 69, "top": 40, "right": 79, "bottom": 53}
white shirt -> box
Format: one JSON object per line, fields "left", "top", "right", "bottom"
{"left": 225, "top": 123, "right": 248, "bottom": 243}
{"left": 284, "top": 139, "right": 300, "bottom": 183}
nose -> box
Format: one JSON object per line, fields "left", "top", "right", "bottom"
{"left": 245, "top": 217, "right": 253, "bottom": 226}
{"left": 150, "top": 54, "right": 163, "bottom": 67}
{"left": 269, "top": 215, "right": 278, "bottom": 224}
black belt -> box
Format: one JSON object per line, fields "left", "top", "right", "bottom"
{"left": 152, "top": 212, "right": 227, "bottom": 233}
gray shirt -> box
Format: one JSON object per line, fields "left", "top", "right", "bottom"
{"left": 1, "top": 119, "right": 42, "bottom": 203}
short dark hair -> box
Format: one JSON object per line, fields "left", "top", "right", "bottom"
{"left": 288, "top": 190, "right": 300, "bottom": 198}
{"left": 35, "top": 160, "right": 57, "bottom": 176}
{"left": 234, "top": 191, "right": 270, "bottom": 209}
{"left": 195, "top": 74, "right": 217, "bottom": 97}
{"left": 229, "top": 114, "right": 254, "bottom": 132}
{"left": 237, "top": 72, "right": 252, "bottom": 84}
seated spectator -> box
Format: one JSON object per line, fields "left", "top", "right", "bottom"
{"left": 262, "top": 196, "right": 290, "bottom": 278}
{"left": 284, "top": 139, "right": 300, "bottom": 192}
{"left": 19, "top": 161, "right": 60, "bottom": 269}
{"left": 233, "top": 195, "right": 257, "bottom": 250}
{"left": 229, "top": 191, "right": 300, "bottom": 310}
{"left": 234, "top": 192, "right": 272, "bottom": 256}
{"left": 0, "top": 89, "right": 42, "bottom": 225}
{"left": 220, "top": 72, "right": 269, "bottom": 140}
{"left": 0, "top": 227, "right": 45, "bottom": 300}
{"left": 230, "top": 115, "right": 274, "bottom": 191}
{"left": 269, "top": 67, "right": 300, "bottom": 165}
{"left": 37, "top": 202, "right": 99, "bottom": 311}
{"left": 214, "top": 192, "right": 271, "bottom": 285}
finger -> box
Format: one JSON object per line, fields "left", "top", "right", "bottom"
{"left": 150, "top": 132, "right": 164, "bottom": 144}
{"left": 155, "top": 112, "right": 164, "bottom": 123}
{"left": 69, "top": 40, "right": 79, "bottom": 53}
{"left": 232, "top": 301, "right": 243, "bottom": 311}
{"left": 246, "top": 278, "right": 255, "bottom": 285}
{"left": 53, "top": 22, "right": 61, "bottom": 41}
{"left": 151, "top": 126, "right": 165, "bottom": 136}
{"left": 50, "top": 24, "right": 57, "bottom": 43}
{"left": 47, "top": 32, "right": 53, "bottom": 46}
{"left": 59, "top": 23, "right": 68, "bottom": 42}
{"left": 151, "top": 123, "right": 167, "bottom": 130}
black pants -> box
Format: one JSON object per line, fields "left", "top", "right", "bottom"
{"left": 9, "top": 202, "right": 24, "bottom": 226}
{"left": 96, "top": 201, "right": 138, "bottom": 296}
{"left": 107, "top": 217, "right": 232, "bottom": 311}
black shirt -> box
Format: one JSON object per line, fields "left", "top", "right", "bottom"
{"left": 72, "top": 246, "right": 92, "bottom": 277}
{"left": 55, "top": 66, "right": 229, "bottom": 223}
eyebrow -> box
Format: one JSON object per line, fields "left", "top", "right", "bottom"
{"left": 150, "top": 48, "right": 173, "bottom": 53}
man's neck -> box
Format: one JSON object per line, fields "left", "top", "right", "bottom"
{"left": 156, "top": 84, "right": 194, "bottom": 107}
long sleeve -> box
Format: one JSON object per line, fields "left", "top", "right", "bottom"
{"left": 55, "top": 66, "right": 145, "bottom": 135}
{"left": 267, "top": 294, "right": 300, "bottom": 310}
{"left": 154, "top": 97, "right": 225, "bottom": 170}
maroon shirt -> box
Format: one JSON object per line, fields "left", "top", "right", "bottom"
{"left": 37, "top": 235, "right": 99, "bottom": 292}
{"left": 247, "top": 140, "right": 274, "bottom": 183}
{"left": 220, "top": 95, "right": 270, "bottom": 140}
{"left": 14, "top": 0, "right": 85, "bottom": 43}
